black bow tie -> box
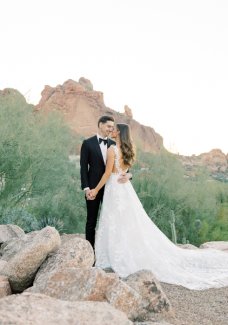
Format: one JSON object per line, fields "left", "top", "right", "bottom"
{"left": 99, "top": 138, "right": 108, "bottom": 145}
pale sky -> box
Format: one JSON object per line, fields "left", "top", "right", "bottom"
{"left": 0, "top": 0, "right": 227, "bottom": 156}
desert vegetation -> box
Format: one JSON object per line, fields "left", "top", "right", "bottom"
{"left": 0, "top": 94, "right": 227, "bottom": 245}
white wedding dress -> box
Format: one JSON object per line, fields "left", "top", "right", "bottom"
{"left": 95, "top": 146, "right": 228, "bottom": 290}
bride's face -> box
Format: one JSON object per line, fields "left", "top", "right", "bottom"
{"left": 111, "top": 128, "right": 120, "bottom": 139}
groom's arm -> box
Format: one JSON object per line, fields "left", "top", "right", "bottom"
{"left": 80, "top": 140, "right": 90, "bottom": 190}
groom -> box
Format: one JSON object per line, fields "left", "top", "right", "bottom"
{"left": 80, "top": 115, "right": 130, "bottom": 250}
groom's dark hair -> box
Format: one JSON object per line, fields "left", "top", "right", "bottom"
{"left": 98, "top": 115, "right": 115, "bottom": 127}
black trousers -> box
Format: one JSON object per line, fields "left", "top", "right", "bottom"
{"left": 85, "top": 188, "right": 104, "bottom": 250}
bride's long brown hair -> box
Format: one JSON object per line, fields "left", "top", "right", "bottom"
{"left": 117, "top": 123, "right": 135, "bottom": 167}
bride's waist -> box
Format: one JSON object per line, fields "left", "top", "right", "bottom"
{"left": 110, "top": 172, "right": 121, "bottom": 177}
{"left": 111, "top": 170, "right": 128, "bottom": 176}
{"left": 108, "top": 173, "right": 123, "bottom": 180}
{"left": 108, "top": 173, "right": 128, "bottom": 181}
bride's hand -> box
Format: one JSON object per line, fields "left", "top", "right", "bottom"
{"left": 90, "top": 188, "right": 98, "bottom": 198}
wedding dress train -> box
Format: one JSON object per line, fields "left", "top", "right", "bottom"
{"left": 95, "top": 146, "right": 228, "bottom": 290}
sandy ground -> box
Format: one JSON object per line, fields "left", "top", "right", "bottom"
{"left": 156, "top": 282, "right": 228, "bottom": 325}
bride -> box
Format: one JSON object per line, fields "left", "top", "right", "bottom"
{"left": 90, "top": 123, "right": 228, "bottom": 290}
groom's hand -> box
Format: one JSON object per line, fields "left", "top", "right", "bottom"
{"left": 85, "top": 189, "right": 95, "bottom": 200}
{"left": 117, "top": 172, "right": 132, "bottom": 184}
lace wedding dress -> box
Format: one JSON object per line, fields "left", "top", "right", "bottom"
{"left": 95, "top": 145, "right": 228, "bottom": 290}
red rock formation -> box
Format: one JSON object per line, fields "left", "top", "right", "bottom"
{"left": 199, "top": 149, "right": 228, "bottom": 172}
{"left": 36, "top": 78, "right": 163, "bottom": 153}
{"left": 124, "top": 105, "right": 133, "bottom": 118}
{"left": 179, "top": 149, "right": 228, "bottom": 176}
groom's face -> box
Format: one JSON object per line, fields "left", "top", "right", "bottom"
{"left": 99, "top": 121, "right": 115, "bottom": 138}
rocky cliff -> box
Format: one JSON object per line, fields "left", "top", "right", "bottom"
{"left": 178, "top": 149, "right": 228, "bottom": 180}
{"left": 36, "top": 78, "right": 164, "bottom": 153}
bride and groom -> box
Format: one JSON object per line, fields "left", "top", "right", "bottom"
{"left": 80, "top": 115, "right": 228, "bottom": 290}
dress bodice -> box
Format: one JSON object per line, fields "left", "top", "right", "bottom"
{"left": 112, "top": 145, "right": 128, "bottom": 174}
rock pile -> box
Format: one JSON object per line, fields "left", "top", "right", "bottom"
{"left": 0, "top": 225, "right": 174, "bottom": 324}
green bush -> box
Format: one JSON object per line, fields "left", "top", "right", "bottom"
{"left": 0, "top": 91, "right": 83, "bottom": 233}
{"left": 132, "top": 150, "right": 228, "bottom": 246}
{"left": 1, "top": 207, "right": 38, "bottom": 232}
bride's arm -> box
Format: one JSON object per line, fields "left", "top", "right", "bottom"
{"left": 91, "top": 147, "right": 115, "bottom": 196}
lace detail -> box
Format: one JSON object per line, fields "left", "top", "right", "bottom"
{"left": 111, "top": 145, "right": 128, "bottom": 174}
{"left": 95, "top": 150, "right": 228, "bottom": 290}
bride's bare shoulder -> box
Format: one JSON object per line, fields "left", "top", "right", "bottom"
{"left": 108, "top": 144, "right": 116, "bottom": 152}
{"left": 107, "top": 145, "right": 116, "bottom": 157}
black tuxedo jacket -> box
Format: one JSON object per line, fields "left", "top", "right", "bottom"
{"left": 80, "top": 135, "right": 116, "bottom": 190}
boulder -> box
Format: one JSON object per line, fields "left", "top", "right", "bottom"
{"left": 0, "top": 227, "right": 61, "bottom": 292}
{"left": 0, "top": 224, "right": 24, "bottom": 245}
{"left": 200, "top": 241, "right": 228, "bottom": 252}
{"left": 106, "top": 279, "right": 143, "bottom": 320}
{"left": 0, "top": 292, "right": 133, "bottom": 325}
{"left": 0, "top": 230, "right": 39, "bottom": 261}
{"left": 33, "top": 236, "right": 94, "bottom": 290}
{"left": 31, "top": 267, "right": 119, "bottom": 301}
{"left": 124, "top": 270, "right": 172, "bottom": 314}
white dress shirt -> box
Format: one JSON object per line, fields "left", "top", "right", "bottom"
{"left": 97, "top": 134, "right": 108, "bottom": 164}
